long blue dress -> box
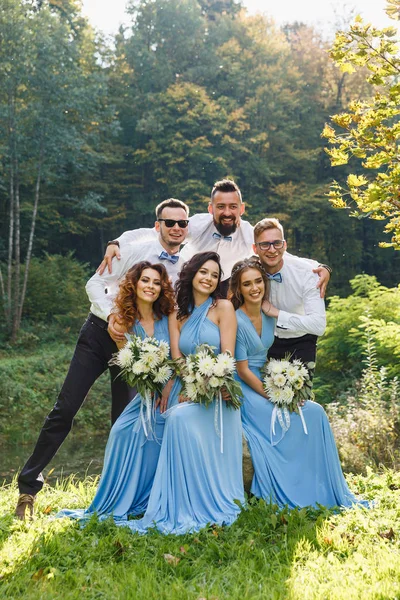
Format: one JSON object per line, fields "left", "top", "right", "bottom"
{"left": 124, "top": 297, "right": 244, "bottom": 535}
{"left": 56, "top": 316, "right": 170, "bottom": 523}
{"left": 236, "top": 309, "right": 367, "bottom": 509}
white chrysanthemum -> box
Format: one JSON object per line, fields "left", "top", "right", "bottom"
{"left": 154, "top": 365, "right": 173, "bottom": 384}
{"left": 196, "top": 380, "right": 207, "bottom": 396}
{"left": 280, "top": 360, "right": 290, "bottom": 371}
{"left": 143, "top": 353, "right": 159, "bottom": 369}
{"left": 138, "top": 359, "right": 150, "bottom": 374}
{"left": 209, "top": 375, "right": 221, "bottom": 388}
{"left": 117, "top": 347, "right": 133, "bottom": 368}
{"left": 197, "top": 349, "right": 209, "bottom": 362}
{"left": 214, "top": 353, "right": 235, "bottom": 375}
{"left": 131, "top": 359, "right": 146, "bottom": 375}
{"left": 281, "top": 387, "right": 294, "bottom": 405}
{"left": 183, "top": 373, "right": 196, "bottom": 384}
{"left": 269, "top": 361, "right": 284, "bottom": 375}
{"left": 271, "top": 387, "right": 285, "bottom": 403}
{"left": 142, "top": 342, "right": 158, "bottom": 355}
{"left": 263, "top": 375, "right": 272, "bottom": 391}
{"left": 273, "top": 373, "right": 287, "bottom": 388}
{"left": 186, "top": 361, "right": 195, "bottom": 374}
{"left": 186, "top": 383, "right": 198, "bottom": 401}
{"left": 299, "top": 366, "right": 309, "bottom": 378}
{"left": 198, "top": 356, "right": 215, "bottom": 376}
{"left": 293, "top": 378, "right": 304, "bottom": 390}
{"left": 286, "top": 365, "right": 301, "bottom": 383}
{"left": 158, "top": 341, "right": 170, "bottom": 360}
{"left": 196, "top": 370, "right": 204, "bottom": 383}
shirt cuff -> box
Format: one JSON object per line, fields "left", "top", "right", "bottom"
{"left": 276, "top": 310, "right": 291, "bottom": 330}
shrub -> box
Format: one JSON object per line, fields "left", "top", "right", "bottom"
{"left": 327, "top": 322, "right": 400, "bottom": 474}
{"left": 22, "top": 252, "right": 91, "bottom": 326}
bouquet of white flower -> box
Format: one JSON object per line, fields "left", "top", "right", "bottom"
{"left": 262, "top": 356, "right": 315, "bottom": 441}
{"left": 175, "top": 343, "right": 242, "bottom": 409}
{"left": 262, "top": 356, "right": 315, "bottom": 413}
{"left": 110, "top": 336, "right": 173, "bottom": 436}
{"left": 110, "top": 335, "right": 173, "bottom": 396}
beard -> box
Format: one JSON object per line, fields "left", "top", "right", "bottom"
{"left": 214, "top": 219, "right": 237, "bottom": 237}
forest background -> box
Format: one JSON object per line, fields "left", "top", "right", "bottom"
{"left": 0, "top": 0, "right": 400, "bottom": 478}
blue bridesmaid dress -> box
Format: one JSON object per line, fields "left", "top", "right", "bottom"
{"left": 125, "top": 297, "right": 244, "bottom": 535}
{"left": 236, "top": 309, "right": 367, "bottom": 509}
{"left": 56, "top": 316, "right": 170, "bottom": 523}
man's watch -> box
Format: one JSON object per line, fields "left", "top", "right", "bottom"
{"left": 318, "top": 264, "right": 332, "bottom": 274}
{"left": 106, "top": 240, "right": 120, "bottom": 248}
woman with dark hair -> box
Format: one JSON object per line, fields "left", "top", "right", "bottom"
{"left": 126, "top": 251, "right": 245, "bottom": 535}
{"left": 231, "top": 258, "right": 367, "bottom": 509}
{"left": 57, "top": 261, "right": 176, "bottom": 523}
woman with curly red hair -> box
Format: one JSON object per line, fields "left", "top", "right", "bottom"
{"left": 57, "top": 261, "right": 176, "bottom": 523}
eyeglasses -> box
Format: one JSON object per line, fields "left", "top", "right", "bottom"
{"left": 158, "top": 219, "right": 189, "bottom": 228}
{"left": 255, "top": 240, "right": 285, "bottom": 250}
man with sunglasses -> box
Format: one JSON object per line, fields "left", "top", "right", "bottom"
{"left": 15, "top": 198, "right": 189, "bottom": 520}
{"left": 100, "top": 179, "right": 330, "bottom": 299}
{"left": 253, "top": 217, "right": 326, "bottom": 364}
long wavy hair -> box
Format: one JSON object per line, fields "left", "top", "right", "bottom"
{"left": 229, "top": 257, "right": 270, "bottom": 310}
{"left": 113, "top": 261, "right": 175, "bottom": 330}
{"left": 175, "top": 251, "right": 222, "bottom": 321}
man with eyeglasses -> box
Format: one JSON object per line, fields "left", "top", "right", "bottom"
{"left": 15, "top": 198, "right": 189, "bottom": 520}
{"left": 100, "top": 179, "right": 330, "bottom": 299}
{"left": 253, "top": 217, "right": 326, "bottom": 364}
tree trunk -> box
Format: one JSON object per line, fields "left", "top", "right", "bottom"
{"left": 6, "top": 167, "right": 14, "bottom": 325}
{"left": 15, "top": 148, "right": 44, "bottom": 334}
{"left": 11, "top": 173, "right": 21, "bottom": 340}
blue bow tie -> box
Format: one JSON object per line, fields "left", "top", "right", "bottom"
{"left": 266, "top": 272, "right": 282, "bottom": 283}
{"left": 212, "top": 232, "right": 232, "bottom": 242}
{"left": 159, "top": 251, "right": 179, "bottom": 264}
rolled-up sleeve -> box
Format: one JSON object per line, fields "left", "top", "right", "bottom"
{"left": 276, "top": 273, "right": 326, "bottom": 336}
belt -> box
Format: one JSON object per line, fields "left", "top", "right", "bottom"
{"left": 88, "top": 312, "right": 109, "bottom": 331}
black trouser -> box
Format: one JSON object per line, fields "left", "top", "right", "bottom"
{"left": 18, "top": 313, "right": 131, "bottom": 495}
{"left": 268, "top": 334, "right": 318, "bottom": 366}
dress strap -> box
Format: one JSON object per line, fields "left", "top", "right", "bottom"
{"left": 180, "top": 297, "right": 213, "bottom": 351}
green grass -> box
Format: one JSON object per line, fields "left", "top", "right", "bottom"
{"left": 1, "top": 470, "right": 399, "bottom": 599}
{"left": 0, "top": 340, "right": 111, "bottom": 443}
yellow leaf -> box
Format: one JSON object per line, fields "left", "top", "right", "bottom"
{"left": 347, "top": 174, "right": 368, "bottom": 187}
{"left": 340, "top": 63, "right": 356, "bottom": 74}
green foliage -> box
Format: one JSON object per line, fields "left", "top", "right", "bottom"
{"left": 326, "top": 326, "right": 400, "bottom": 473}
{"left": 0, "top": 339, "right": 110, "bottom": 443}
{"left": 316, "top": 274, "right": 400, "bottom": 401}
{"left": 21, "top": 253, "right": 90, "bottom": 326}
{"left": 1, "top": 471, "right": 399, "bottom": 598}
{"left": 323, "top": 1, "right": 400, "bottom": 249}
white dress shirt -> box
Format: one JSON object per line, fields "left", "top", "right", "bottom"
{"left": 86, "top": 238, "right": 183, "bottom": 322}
{"left": 115, "top": 215, "right": 324, "bottom": 289}
{"left": 117, "top": 214, "right": 254, "bottom": 282}
{"left": 269, "top": 257, "right": 326, "bottom": 339}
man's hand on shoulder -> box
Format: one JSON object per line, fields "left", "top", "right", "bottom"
{"left": 97, "top": 242, "right": 121, "bottom": 276}
{"left": 313, "top": 266, "right": 331, "bottom": 299}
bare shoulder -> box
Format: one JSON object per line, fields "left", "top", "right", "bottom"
{"left": 215, "top": 298, "right": 235, "bottom": 315}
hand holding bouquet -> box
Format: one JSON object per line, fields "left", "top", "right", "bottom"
{"left": 110, "top": 336, "right": 174, "bottom": 436}
{"left": 174, "top": 343, "right": 242, "bottom": 409}
{"left": 262, "top": 356, "right": 314, "bottom": 412}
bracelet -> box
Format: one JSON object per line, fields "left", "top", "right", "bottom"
{"left": 106, "top": 240, "right": 120, "bottom": 248}
{"left": 318, "top": 263, "right": 332, "bottom": 274}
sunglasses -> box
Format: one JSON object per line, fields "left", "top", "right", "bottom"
{"left": 158, "top": 218, "right": 189, "bottom": 228}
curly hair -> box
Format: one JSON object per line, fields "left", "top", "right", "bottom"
{"left": 175, "top": 251, "right": 222, "bottom": 321}
{"left": 229, "top": 257, "right": 270, "bottom": 310}
{"left": 113, "top": 261, "right": 175, "bottom": 330}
